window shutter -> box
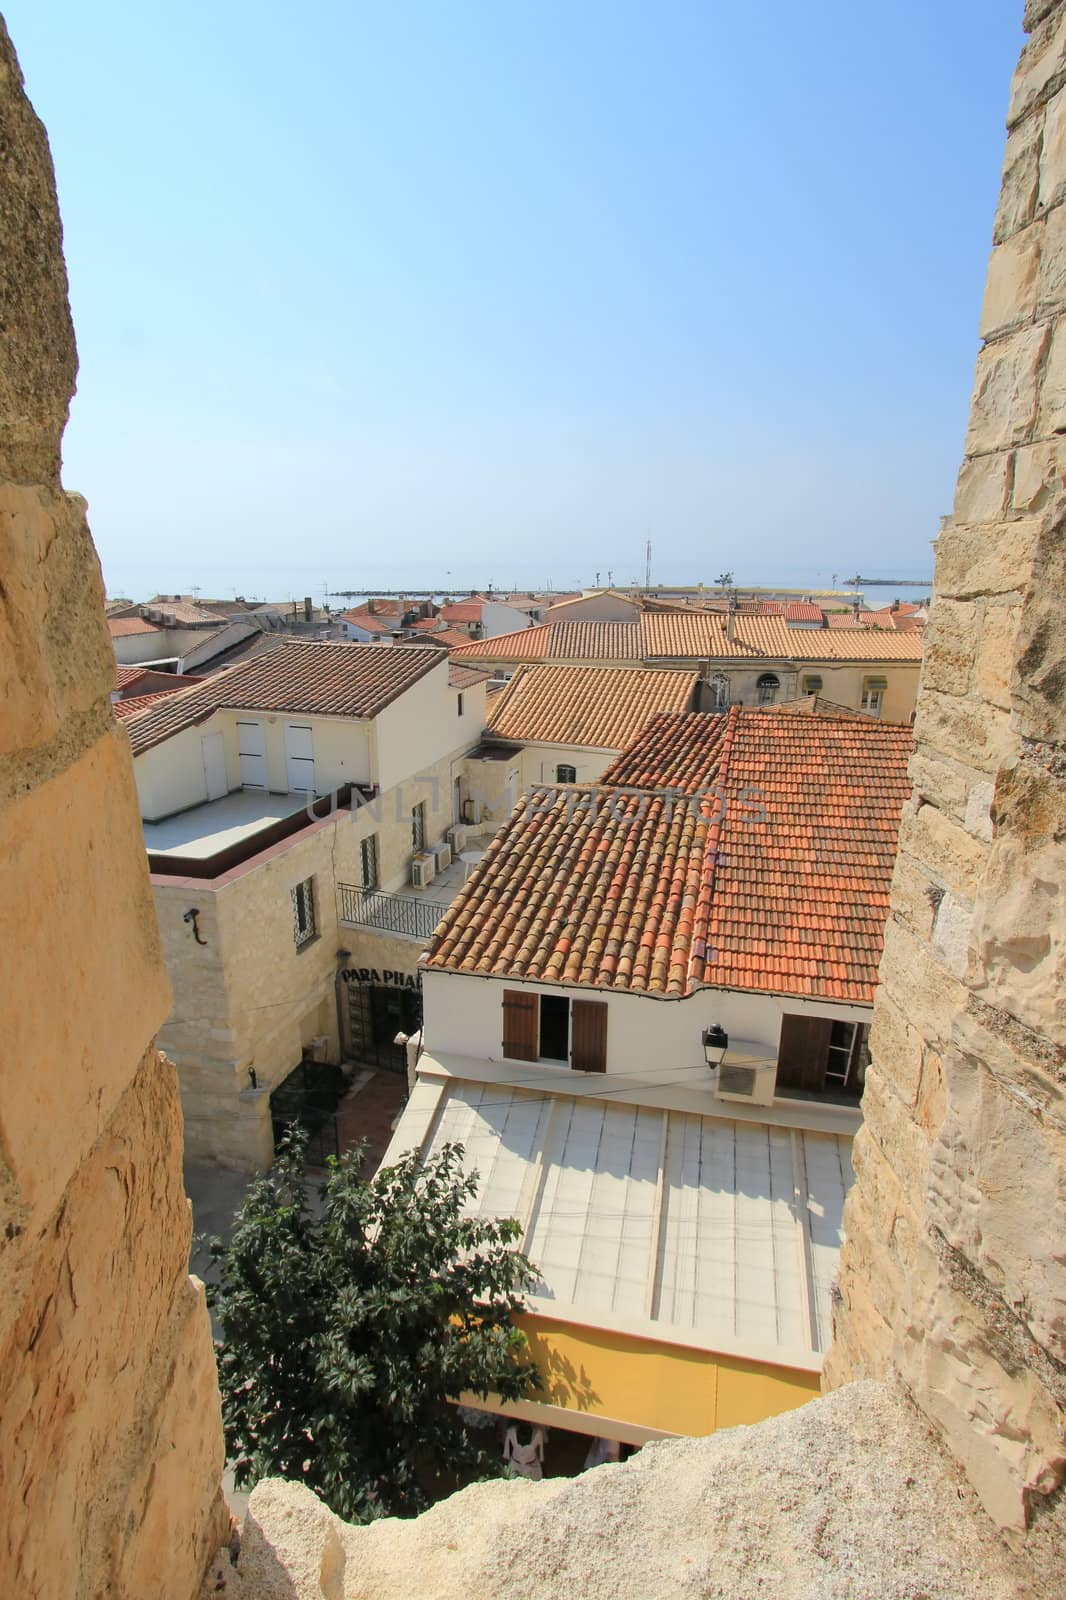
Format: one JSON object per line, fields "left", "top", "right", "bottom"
{"left": 776, "top": 1014, "right": 832, "bottom": 1092}
{"left": 502, "top": 989, "right": 539, "bottom": 1061}
{"left": 571, "top": 999, "right": 608, "bottom": 1072}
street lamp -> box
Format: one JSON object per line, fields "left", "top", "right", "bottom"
{"left": 702, "top": 1025, "right": 729, "bottom": 1070}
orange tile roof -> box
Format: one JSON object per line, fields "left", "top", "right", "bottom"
{"left": 439, "top": 601, "right": 485, "bottom": 623}
{"left": 108, "top": 616, "right": 163, "bottom": 638}
{"left": 122, "top": 640, "right": 445, "bottom": 755}
{"left": 784, "top": 602, "right": 825, "bottom": 623}
{"left": 485, "top": 664, "right": 699, "bottom": 750}
{"left": 451, "top": 620, "right": 641, "bottom": 663}
{"left": 339, "top": 607, "right": 394, "bottom": 635}
{"left": 427, "top": 707, "right": 912, "bottom": 1003}
{"left": 448, "top": 662, "right": 492, "bottom": 689}
{"left": 451, "top": 624, "right": 553, "bottom": 661}
{"left": 114, "top": 663, "right": 148, "bottom": 689}
{"left": 112, "top": 687, "right": 191, "bottom": 719}
{"left": 640, "top": 612, "right": 924, "bottom": 661}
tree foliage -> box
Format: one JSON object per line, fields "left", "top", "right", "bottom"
{"left": 208, "top": 1131, "right": 539, "bottom": 1522}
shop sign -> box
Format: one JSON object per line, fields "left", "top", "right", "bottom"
{"left": 341, "top": 967, "right": 419, "bottom": 989}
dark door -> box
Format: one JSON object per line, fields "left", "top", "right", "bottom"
{"left": 571, "top": 999, "right": 608, "bottom": 1072}
{"left": 347, "top": 982, "right": 422, "bottom": 1072}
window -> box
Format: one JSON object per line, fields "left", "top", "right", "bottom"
{"left": 802, "top": 675, "right": 822, "bottom": 695}
{"left": 861, "top": 677, "right": 886, "bottom": 717}
{"left": 501, "top": 990, "right": 607, "bottom": 1071}
{"left": 291, "top": 877, "right": 317, "bottom": 949}
{"left": 411, "top": 800, "right": 426, "bottom": 852}
{"left": 776, "top": 1015, "right": 868, "bottom": 1098}
{"left": 360, "top": 834, "right": 379, "bottom": 892}
{"left": 539, "top": 994, "right": 569, "bottom": 1061}
{"left": 556, "top": 764, "right": 577, "bottom": 783}
{"left": 457, "top": 693, "right": 464, "bottom": 717}
{"left": 757, "top": 672, "right": 780, "bottom": 706}
{"left": 709, "top": 672, "right": 729, "bottom": 710}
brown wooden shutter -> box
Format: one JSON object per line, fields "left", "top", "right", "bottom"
{"left": 776, "top": 1014, "right": 832, "bottom": 1093}
{"left": 570, "top": 999, "right": 608, "bottom": 1073}
{"left": 502, "top": 989, "right": 539, "bottom": 1061}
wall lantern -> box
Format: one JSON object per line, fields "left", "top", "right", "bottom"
{"left": 702, "top": 1024, "right": 729, "bottom": 1069}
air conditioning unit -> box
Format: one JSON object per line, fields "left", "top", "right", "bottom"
{"left": 431, "top": 840, "right": 452, "bottom": 872}
{"left": 447, "top": 823, "right": 468, "bottom": 854}
{"left": 715, "top": 1059, "right": 778, "bottom": 1108}
{"left": 410, "top": 852, "right": 436, "bottom": 890}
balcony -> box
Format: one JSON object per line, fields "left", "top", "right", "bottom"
{"left": 338, "top": 886, "right": 452, "bottom": 941}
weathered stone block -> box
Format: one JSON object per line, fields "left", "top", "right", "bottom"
{"left": 1009, "top": 6, "right": 1066, "bottom": 128}
{"left": 972, "top": 833, "right": 1065, "bottom": 1047}
{"left": 974, "top": 602, "right": 1022, "bottom": 709}
{"left": 908, "top": 746, "right": 979, "bottom": 820}
{"left": 1036, "top": 312, "right": 1066, "bottom": 430}
{"left": 965, "top": 325, "right": 1048, "bottom": 453}
{"left": 1041, "top": 86, "right": 1066, "bottom": 209}
{"left": 1009, "top": 437, "right": 1066, "bottom": 511}
{"left": 876, "top": 917, "right": 970, "bottom": 1048}
{"left": 980, "top": 224, "right": 1042, "bottom": 338}
{"left": 0, "top": 730, "right": 172, "bottom": 1236}
{"left": 869, "top": 990, "right": 924, "bottom": 1105}
{"left": 995, "top": 116, "right": 1043, "bottom": 244}
{"left": 913, "top": 688, "right": 1014, "bottom": 776}
{"left": 933, "top": 517, "right": 1039, "bottom": 599}
{"left": 920, "top": 596, "right": 977, "bottom": 695}
{"left": 901, "top": 803, "right": 989, "bottom": 901}
{"left": 953, "top": 451, "right": 1012, "bottom": 524}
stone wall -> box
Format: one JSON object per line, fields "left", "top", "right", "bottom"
{"left": 0, "top": 21, "right": 228, "bottom": 1598}
{"left": 825, "top": 0, "right": 1066, "bottom": 1549}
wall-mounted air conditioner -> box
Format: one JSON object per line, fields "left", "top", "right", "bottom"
{"left": 410, "top": 852, "right": 436, "bottom": 890}
{"left": 715, "top": 1058, "right": 778, "bottom": 1107}
{"left": 431, "top": 840, "right": 452, "bottom": 872}
{"left": 447, "top": 823, "right": 468, "bottom": 853}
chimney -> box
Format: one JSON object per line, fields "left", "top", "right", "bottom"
{"left": 303, "top": 596, "right": 313, "bottom": 622}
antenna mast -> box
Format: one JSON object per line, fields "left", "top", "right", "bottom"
{"left": 644, "top": 538, "right": 652, "bottom": 590}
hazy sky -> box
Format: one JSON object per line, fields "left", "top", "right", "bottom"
{"left": 7, "top": 2, "right": 1020, "bottom": 602}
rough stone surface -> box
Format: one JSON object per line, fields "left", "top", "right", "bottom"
{"left": 0, "top": 21, "right": 228, "bottom": 1599}
{"left": 201, "top": 1385, "right": 1040, "bottom": 1600}
{"left": 827, "top": 1, "right": 1066, "bottom": 1569}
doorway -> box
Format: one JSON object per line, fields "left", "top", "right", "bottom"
{"left": 346, "top": 981, "right": 423, "bottom": 1072}
{"left": 237, "top": 720, "right": 267, "bottom": 787}
{"left": 285, "top": 722, "right": 315, "bottom": 793}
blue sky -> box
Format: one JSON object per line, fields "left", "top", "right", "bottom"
{"left": 7, "top": 1, "right": 1021, "bottom": 602}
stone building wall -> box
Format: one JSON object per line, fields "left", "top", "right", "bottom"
{"left": 825, "top": 0, "right": 1066, "bottom": 1547}
{"left": 0, "top": 22, "right": 228, "bottom": 1598}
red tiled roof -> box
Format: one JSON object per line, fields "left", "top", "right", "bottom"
{"left": 439, "top": 601, "right": 484, "bottom": 623}
{"left": 114, "top": 668, "right": 202, "bottom": 699}
{"left": 340, "top": 607, "right": 394, "bottom": 635}
{"left": 448, "top": 663, "right": 492, "bottom": 690}
{"left": 485, "top": 664, "right": 698, "bottom": 750}
{"left": 784, "top": 602, "right": 825, "bottom": 623}
{"left": 114, "top": 664, "right": 148, "bottom": 689}
{"left": 450, "top": 624, "right": 552, "bottom": 660}
{"left": 451, "top": 621, "right": 641, "bottom": 663}
{"left": 427, "top": 707, "right": 912, "bottom": 1003}
{"left": 640, "top": 612, "right": 924, "bottom": 661}
{"left": 112, "top": 688, "right": 191, "bottom": 719}
{"left": 108, "top": 616, "right": 162, "bottom": 638}
{"left": 409, "top": 616, "right": 445, "bottom": 631}
{"left": 122, "top": 640, "right": 445, "bottom": 755}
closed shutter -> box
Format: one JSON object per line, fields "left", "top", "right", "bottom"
{"left": 502, "top": 990, "right": 539, "bottom": 1061}
{"left": 571, "top": 999, "right": 608, "bottom": 1073}
{"left": 776, "top": 1014, "right": 832, "bottom": 1093}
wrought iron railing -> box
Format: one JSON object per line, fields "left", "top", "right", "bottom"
{"left": 338, "top": 885, "right": 450, "bottom": 940}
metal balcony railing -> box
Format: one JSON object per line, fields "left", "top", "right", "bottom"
{"left": 338, "top": 885, "right": 450, "bottom": 941}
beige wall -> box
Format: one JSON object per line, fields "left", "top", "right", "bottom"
{"left": 545, "top": 593, "right": 640, "bottom": 622}
{"left": 691, "top": 660, "right": 919, "bottom": 721}
{"left": 371, "top": 659, "right": 482, "bottom": 792}
{"left": 826, "top": 1, "right": 1066, "bottom": 1559}
{"left": 0, "top": 22, "right": 227, "bottom": 1594}
{"left": 154, "top": 741, "right": 470, "bottom": 1169}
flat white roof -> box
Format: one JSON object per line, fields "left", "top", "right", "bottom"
{"left": 387, "top": 1076, "right": 855, "bottom": 1371}
{"left": 142, "top": 790, "right": 306, "bottom": 858}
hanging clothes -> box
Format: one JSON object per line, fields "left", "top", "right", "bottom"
{"left": 583, "top": 1435, "right": 622, "bottom": 1470}
{"left": 503, "top": 1424, "right": 547, "bottom": 1480}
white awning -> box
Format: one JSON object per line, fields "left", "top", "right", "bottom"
{"left": 390, "top": 1076, "right": 855, "bottom": 1371}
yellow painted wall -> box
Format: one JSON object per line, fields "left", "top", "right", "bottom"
{"left": 516, "top": 1314, "right": 820, "bottom": 1438}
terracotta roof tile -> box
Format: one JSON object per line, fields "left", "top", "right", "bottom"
{"left": 784, "top": 602, "right": 825, "bottom": 623}
{"left": 640, "top": 612, "right": 924, "bottom": 661}
{"left": 428, "top": 708, "right": 912, "bottom": 1004}
{"left": 122, "top": 639, "right": 445, "bottom": 756}
{"left": 112, "top": 687, "right": 191, "bottom": 719}
{"left": 448, "top": 662, "right": 492, "bottom": 689}
{"left": 485, "top": 664, "right": 698, "bottom": 750}
{"left": 452, "top": 620, "right": 641, "bottom": 663}
{"left": 108, "top": 616, "right": 162, "bottom": 638}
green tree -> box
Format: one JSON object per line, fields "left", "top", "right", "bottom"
{"left": 208, "top": 1132, "right": 539, "bottom": 1523}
